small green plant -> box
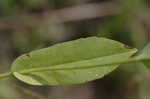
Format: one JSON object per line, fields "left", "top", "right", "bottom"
{"left": 0, "top": 37, "right": 150, "bottom": 86}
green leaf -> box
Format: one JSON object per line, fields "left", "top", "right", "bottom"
{"left": 11, "top": 37, "right": 137, "bottom": 86}
{"left": 137, "top": 43, "right": 150, "bottom": 69}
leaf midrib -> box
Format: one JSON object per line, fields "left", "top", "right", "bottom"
{"left": 16, "top": 49, "right": 137, "bottom": 74}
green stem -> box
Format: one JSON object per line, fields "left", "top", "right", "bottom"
{"left": 0, "top": 72, "right": 12, "bottom": 79}
{"left": 0, "top": 57, "right": 148, "bottom": 79}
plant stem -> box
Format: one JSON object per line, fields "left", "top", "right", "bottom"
{"left": 0, "top": 57, "right": 148, "bottom": 79}
{"left": 0, "top": 72, "right": 12, "bottom": 79}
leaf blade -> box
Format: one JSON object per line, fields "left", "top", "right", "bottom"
{"left": 11, "top": 37, "right": 137, "bottom": 85}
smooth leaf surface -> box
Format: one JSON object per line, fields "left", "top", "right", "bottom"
{"left": 11, "top": 37, "right": 137, "bottom": 85}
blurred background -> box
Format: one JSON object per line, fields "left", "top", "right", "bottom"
{"left": 0, "top": 0, "right": 150, "bottom": 99}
